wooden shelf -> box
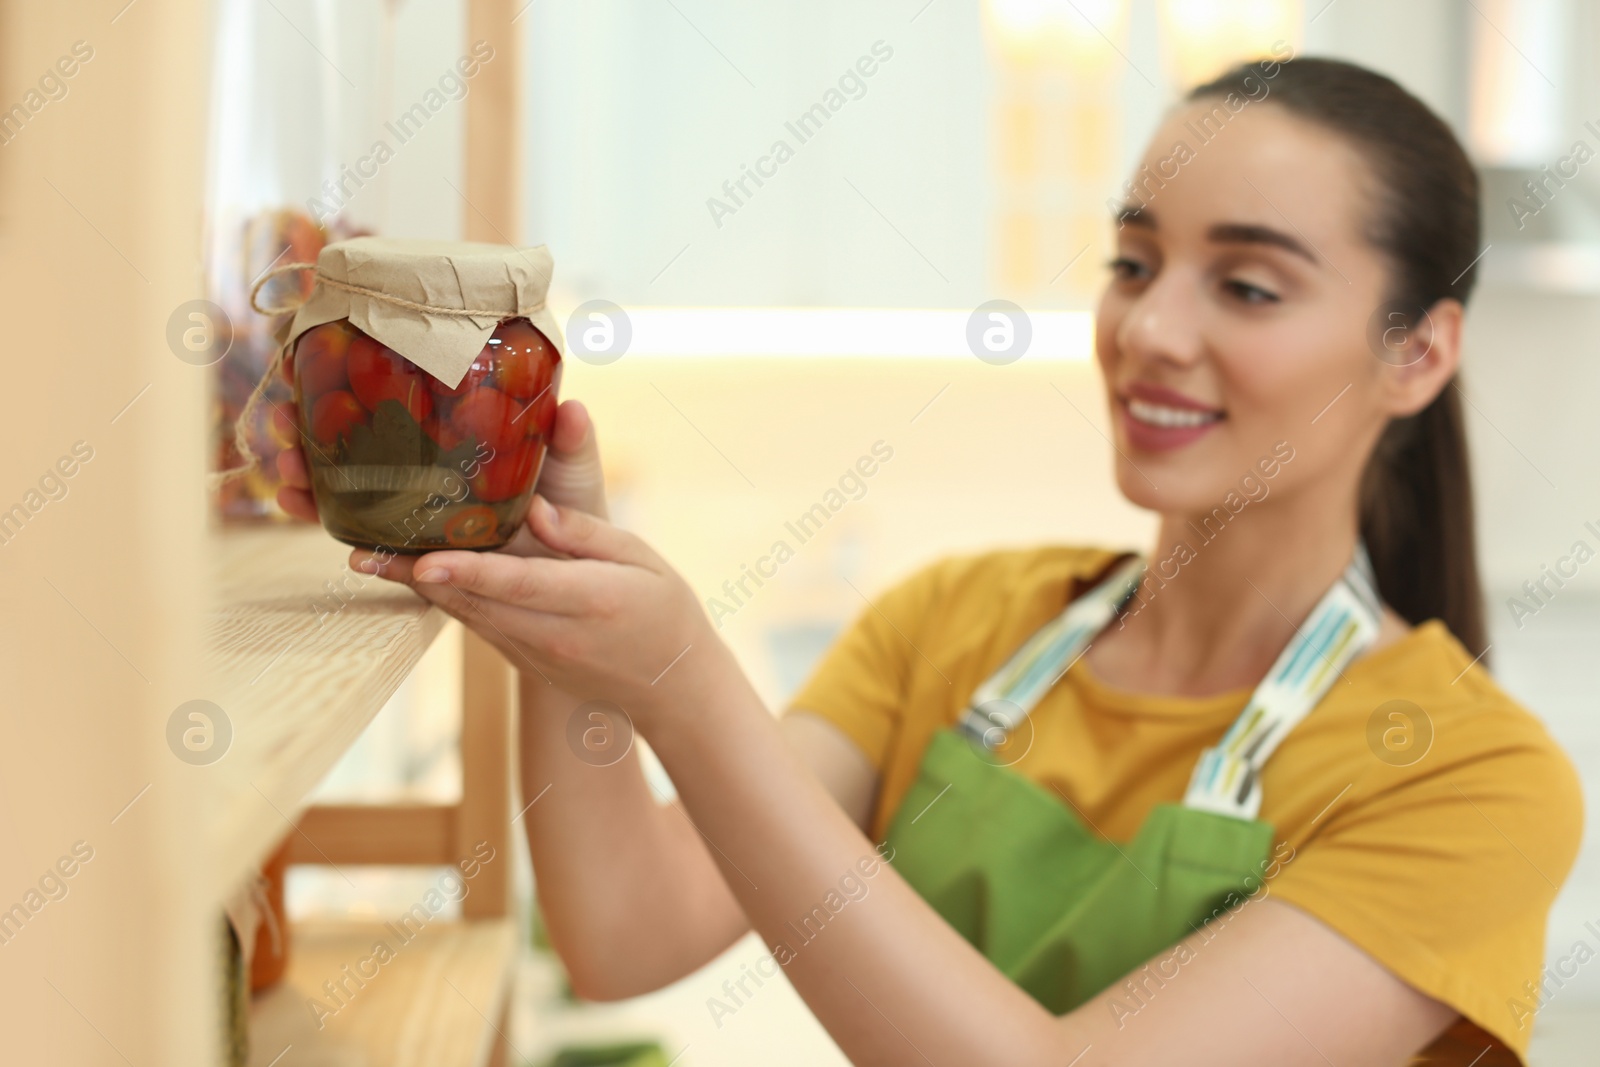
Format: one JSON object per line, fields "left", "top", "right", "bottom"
{"left": 207, "top": 526, "right": 449, "bottom": 896}
{"left": 247, "top": 918, "right": 518, "bottom": 1067}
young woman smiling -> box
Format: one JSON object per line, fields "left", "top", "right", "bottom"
{"left": 279, "top": 58, "right": 1580, "bottom": 1066}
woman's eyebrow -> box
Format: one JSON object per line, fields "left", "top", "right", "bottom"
{"left": 1115, "top": 209, "right": 1320, "bottom": 267}
{"left": 1115, "top": 204, "right": 1153, "bottom": 229}
{"left": 1208, "top": 222, "right": 1318, "bottom": 264}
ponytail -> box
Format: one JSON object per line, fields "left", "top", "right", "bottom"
{"left": 1190, "top": 58, "right": 1489, "bottom": 661}
{"left": 1360, "top": 386, "right": 1488, "bottom": 660}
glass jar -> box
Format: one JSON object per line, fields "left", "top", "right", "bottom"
{"left": 290, "top": 316, "right": 561, "bottom": 551}
{"left": 203, "top": 0, "right": 384, "bottom": 522}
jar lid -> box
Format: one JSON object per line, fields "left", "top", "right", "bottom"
{"left": 284, "top": 237, "right": 564, "bottom": 389}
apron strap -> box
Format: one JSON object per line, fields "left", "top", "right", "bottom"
{"left": 954, "top": 545, "right": 1383, "bottom": 821}
{"left": 956, "top": 555, "right": 1143, "bottom": 746}
{"left": 1182, "top": 545, "right": 1381, "bottom": 819}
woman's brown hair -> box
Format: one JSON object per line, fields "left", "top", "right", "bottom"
{"left": 1189, "top": 57, "right": 1489, "bottom": 661}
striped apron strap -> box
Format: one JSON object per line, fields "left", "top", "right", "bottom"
{"left": 954, "top": 545, "right": 1383, "bottom": 822}
{"left": 955, "top": 555, "right": 1144, "bottom": 748}
{"left": 1182, "top": 545, "right": 1382, "bottom": 819}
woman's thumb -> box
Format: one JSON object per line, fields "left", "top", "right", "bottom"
{"left": 535, "top": 400, "right": 608, "bottom": 519}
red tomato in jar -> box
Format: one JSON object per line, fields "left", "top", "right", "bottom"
{"left": 427, "top": 356, "right": 492, "bottom": 399}
{"left": 426, "top": 407, "right": 468, "bottom": 451}
{"left": 450, "top": 387, "right": 522, "bottom": 454}
{"left": 487, "top": 320, "right": 559, "bottom": 399}
{"left": 469, "top": 441, "right": 541, "bottom": 503}
{"left": 348, "top": 336, "right": 432, "bottom": 422}
{"left": 310, "top": 390, "right": 367, "bottom": 447}
{"left": 521, "top": 363, "right": 562, "bottom": 438}
{"left": 294, "top": 322, "right": 356, "bottom": 399}
{"left": 442, "top": 505, "right": 500, "bottom": 547}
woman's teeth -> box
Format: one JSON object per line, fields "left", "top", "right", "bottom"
{"left": 1127, "top": 398, "right": 1222, "bottom": 428}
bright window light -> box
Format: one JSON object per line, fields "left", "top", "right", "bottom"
{"left": 986, "top": 0, "right": 1124, "bottom": 38}
{"left": 559, "top": 307, "right": 1094, "bottom": 360}
{"left": 1158, "top": 0, "right": 1299, "bottom": 84}
{"left": 983, "top": 0, "right": 1130, "bottom": 66}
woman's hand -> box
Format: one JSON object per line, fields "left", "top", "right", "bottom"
{"left": 356, "top": 497, "right": 726, "bottom": 724}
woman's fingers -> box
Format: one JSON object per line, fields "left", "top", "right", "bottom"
{"left": 407, "top": 579, "right": 570, "bottom": 675}
{"left": 276, "top": 486, "right": 319, "bottom": 523}
{"left": 526, "top": 495, "right": 663, "bottom": 570}
{"left": 408, "top": 550, "right": 603, "bottom": 616}
{"left": 273, "top": 446, "right": 320, "bottom": 522}
{"left": 352, "top": 546, "right": 600, "bottom": 615}
{"left": 533, "top": 400, "right": 609, "bottom": 519}
{"left": 549, "top": 397, "right": 593, "bottom": 455}
{"left": 351, "top": 548, "right": 417, "bottom": 582}
{"left": 276, "top": 445, "right": 310, "bottom": 489}
{"left": 353, "top": 550, "right": 495, "bottom": 620}
{"left": 271, "top": 406, "right": 303, "bottom": 459}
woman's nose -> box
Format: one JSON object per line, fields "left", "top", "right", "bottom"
{"left": 1116, "top": 271, "right": 1205, "bottom": 369}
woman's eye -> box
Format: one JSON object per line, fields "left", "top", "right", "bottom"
{"left": 1107, "top": 257, "right": 1149, "bottom": 282}
{"left": 1224, "top": 278, "right": 1279, "bottom": 304}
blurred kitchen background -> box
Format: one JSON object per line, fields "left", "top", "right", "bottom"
{"left": 218, "top": 0, "right": 1600, "bottom": 1062}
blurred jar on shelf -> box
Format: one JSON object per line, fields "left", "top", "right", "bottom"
{"left": 202, "top": 0, "right": 388, "bottom": 520}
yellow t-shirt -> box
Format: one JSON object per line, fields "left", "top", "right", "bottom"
{"left": 786, "top": 545, "right": 1583, "bottom": 1065}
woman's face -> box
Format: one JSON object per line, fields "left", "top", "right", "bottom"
{"left": 1094, "top": 99, "right": 1430, "bottom": 522}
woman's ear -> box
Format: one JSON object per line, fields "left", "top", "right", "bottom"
{"left": 1378, "top": 297, "right": 1463, "bottom": 417}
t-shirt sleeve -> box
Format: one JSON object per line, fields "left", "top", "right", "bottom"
{"left": 1270, "top": 715, "right": 1584, "bottom": 1060}
{"left": 783, "top": 560, "right": 950, "bottom": 770}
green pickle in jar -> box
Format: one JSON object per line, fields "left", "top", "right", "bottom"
{"left": 290, "top": 316, "right": 562, "bottom": 552}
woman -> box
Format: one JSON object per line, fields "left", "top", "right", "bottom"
{"left": 280, "top": 58, "right": 1580, "bottom": 1065}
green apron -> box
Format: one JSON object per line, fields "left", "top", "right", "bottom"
{"left": 884, "top": 550, "right": 1382, "bottom": 1014}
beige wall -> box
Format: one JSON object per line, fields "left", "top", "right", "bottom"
{"left": 0, "top": 2, "right": 211, "bottom": 1063}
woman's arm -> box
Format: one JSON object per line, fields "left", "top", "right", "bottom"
{"left": 655, "top": 688, "right": 1458, "bottom": 1065}
{"left": 514, "top": 696, "right": 880, "bottom": 999}
{"left": 514, "top": 674, "right": 746, "bottom": 998}
{"left": 365, "top": 503, "right": 1458, "bottom": 1065}
{"left": 1072, "top": 895, "right": 1458, "bottom": 1065}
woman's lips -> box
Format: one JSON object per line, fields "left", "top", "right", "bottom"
{"left": 1117, "top": 394, "right": 1225, "bottom": 452}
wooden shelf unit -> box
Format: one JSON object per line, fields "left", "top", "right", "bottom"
{"left": 207, "top": 527, "right": 454, "bottom": 898}
{"left": 246, "top": 919, "right": 519, "bottom": 1067}
{"left": 209, "top": 523, "right": 520, "bottom": 1067}
{"left": 242, "top": 1, "right": 529, "bottom": 1062}
{"left": 0, "top": 1, "right": 530, "bottom": 1064}
{"left": 216, "top": 0, "right": 531, "bottom": 1058}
